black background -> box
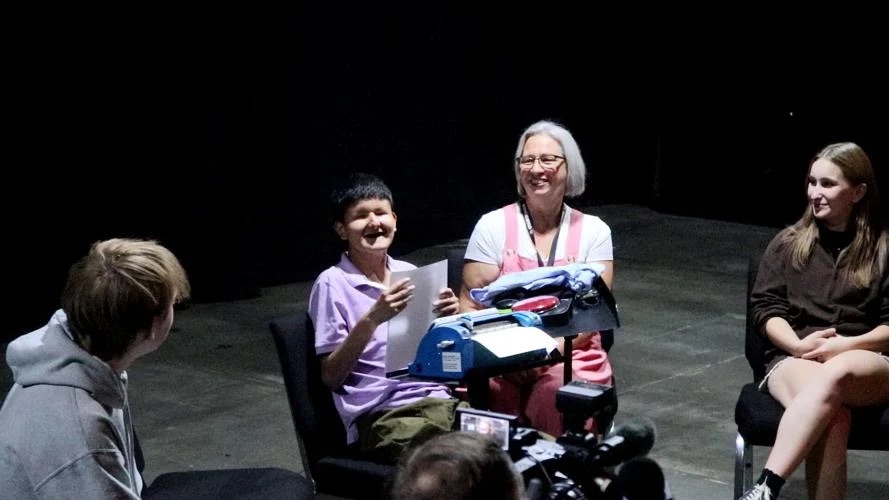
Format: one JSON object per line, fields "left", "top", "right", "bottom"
{"left": 4, "top": 5, "right": 886, "bottom": 340}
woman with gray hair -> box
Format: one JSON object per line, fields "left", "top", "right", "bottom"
{"left": 459, "top": 120, "right": 614, "bottom": 438}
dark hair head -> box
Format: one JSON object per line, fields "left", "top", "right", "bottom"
{"left": 329, "top": 172, "right": 394, "bottom": 223}
{"left": 392, "top": 431, "right": 523, "bottom": 500}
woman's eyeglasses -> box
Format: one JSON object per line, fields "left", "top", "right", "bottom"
{"left": 516, "top": 154, "right": 565, "bottom": 172}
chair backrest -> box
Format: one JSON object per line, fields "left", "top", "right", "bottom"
{"left": 269, "top": 312, "right": 348, "bottom": 468}
{"left": 446, "top": 247, "right": 466, "bottom": 295}
{"left": 744, "top": 250, "right": 774, "bottom": 382}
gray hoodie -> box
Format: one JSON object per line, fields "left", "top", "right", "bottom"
{"left": 0, "top": 310, "right": 143, "bottom": 499}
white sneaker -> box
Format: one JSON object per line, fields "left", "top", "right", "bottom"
{"left": 738, "top": 483, "right": 774, "bottom": 500}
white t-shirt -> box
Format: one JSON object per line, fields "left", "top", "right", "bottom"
{"left": 465, "top": 204, "right": 613, "bottom": 266}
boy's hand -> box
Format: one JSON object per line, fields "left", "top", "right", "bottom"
{"left": 367, "top": 278, "right": 414, "bottom": 325}
{"left": 433, "top": 288, "right": 460, "bottom": 317}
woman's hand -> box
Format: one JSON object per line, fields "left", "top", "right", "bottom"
{"left": 367, "top": 278, "right": 414, "bottom": 325}
{"left": 801, "top": 333, "right": 854, "bottom": 362}
{"left": 793, "top": 327, "right": 837, "bottom": 359}
{"left": 433, "top": 288, "right": 460, "bottom": 317}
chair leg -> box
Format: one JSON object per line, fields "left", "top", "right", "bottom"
{"left": 295, "top": 434, "right": 317, "bottom": 494}
{"left": 734, "top": 433, "right": 753, "bottom": 499}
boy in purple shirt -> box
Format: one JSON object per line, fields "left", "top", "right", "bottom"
{"left": 308, "top": 173, "right": 462, "bottom": 463}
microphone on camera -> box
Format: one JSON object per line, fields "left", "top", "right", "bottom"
{"left": 618, "top": 456, "right": 672, "bottom": 500}
{"left": 588, "top": 417, "right": 656, "bottom": 468}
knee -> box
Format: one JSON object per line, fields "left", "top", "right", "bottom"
{"left": 829, "top": 406, "right": 851, "bottom": 433}
{"left": 488, "top": 377, "right": 516, "bottom": 398}
{"left": 820, "top": 359, "right": 859, "bottom": 400}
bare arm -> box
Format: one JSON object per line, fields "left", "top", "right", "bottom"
{"left": 590, "top": 259, "right": 614, "bottom": 290}
{"left": 847, "top": 324, "right": 889, "bottom": 352}
{"left": 320, "top": 317, "right": 378, "bottom": 390}
{"left": 459, "top": 260, "right": 501, "bottom": 312}
{"left": 320, "top": 278, "right": 413, "bottom": 389}
{"left": 763, "top": 317, "right": 836, "bottom": 358}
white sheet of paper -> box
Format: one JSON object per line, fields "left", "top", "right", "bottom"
{"left": 386, "top": 259, "right": 448, "bottom": 374}
{"left": 472, "top": 326, "right": 558, "bottom": 358}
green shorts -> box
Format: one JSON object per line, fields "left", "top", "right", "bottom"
{"left": 356, "top": 397, "right": 469, "bottom": 463}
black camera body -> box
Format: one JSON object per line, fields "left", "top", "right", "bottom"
{"left": 457, "top": 381, "right": 661, "bottom": 499}
{"left": 556, "top": 380, "right": 618, "bottom": 439}
{"left": 515, "top": 380, "right": 623, "bottom": 500}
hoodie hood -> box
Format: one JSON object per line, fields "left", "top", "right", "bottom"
{"left": 6, "top": 309, "right": 126, "bottom": 408}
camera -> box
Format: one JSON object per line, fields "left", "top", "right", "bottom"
{"left": 457, "top": 382, "right": 665, "bottom": 499}
{"left": 519, "top": 380, "right": 660, "bottom": 500}
{"left": 556, "top": 379, "right": 618, "bottom": 440}
{"left": 455, "top": 407, "right": 517, "bottom": 451}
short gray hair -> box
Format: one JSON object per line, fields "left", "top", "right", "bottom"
{"left": 513, "top": 120, "right": 586, "bottom": 198}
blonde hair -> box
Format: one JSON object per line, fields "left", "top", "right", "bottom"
{"left": 779, "top": 142, "right": 887, "bottom": 287}
{"left": 62, "top": 238, "right": 190, "bottom": 360}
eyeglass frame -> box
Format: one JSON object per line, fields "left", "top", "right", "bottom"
{"left": 515, "top": 154, "right": 566, "bottom": 172}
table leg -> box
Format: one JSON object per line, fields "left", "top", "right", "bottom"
{"left": 467, "top": 374, "right": 491, "bottom": 410}
{"left": 562, "top": 335, "right": 574, "bottom": 383}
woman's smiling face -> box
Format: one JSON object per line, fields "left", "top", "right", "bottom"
{"left": 807, "top": 158, "right": 866, "bottom": 231}
{"left": 519, "top": 134, "right": 567, "bottom": 200}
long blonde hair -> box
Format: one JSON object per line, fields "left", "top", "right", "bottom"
{"left": 779, "top": 142, "right": 887, "bottom": 288}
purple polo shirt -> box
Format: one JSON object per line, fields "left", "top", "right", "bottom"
{"left": 308, "top": 253, "right": 451, "bottom": 444}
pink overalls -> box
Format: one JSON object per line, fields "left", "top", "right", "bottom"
{"left": 487, "top": 203, "right": 613, "bottom": 437}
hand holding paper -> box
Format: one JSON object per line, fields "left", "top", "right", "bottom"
{"left": 432, "top": 288, "right": 460, "bottom": 317}
{"left": 367, "top": 278, "right": 414, "bottom": 325}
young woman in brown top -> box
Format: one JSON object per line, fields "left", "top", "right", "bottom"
{"left": 741, "top": 143, "right": 889, "bottom": 500}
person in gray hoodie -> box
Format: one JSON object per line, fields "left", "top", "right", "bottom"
{"left": 0, "top": 238, "right": 190, "bottom": 499}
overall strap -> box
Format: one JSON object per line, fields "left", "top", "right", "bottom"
{"left": 565, "top": 207, "right": 584, "bottom": 260}
{"left": 504, "top": 202, "right": 520, "bottom": 250}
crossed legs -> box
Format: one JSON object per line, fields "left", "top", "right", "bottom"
{"left": 766, "top": 350, "right": 889, "bottom": 500}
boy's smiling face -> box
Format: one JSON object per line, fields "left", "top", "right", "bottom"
{"left": 335, "top": 197, "right": 398, "bottom": 255}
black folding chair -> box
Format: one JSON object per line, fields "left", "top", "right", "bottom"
{"left": 733, "top": 252, "right": 889, "bottom": 498}
{"left": 270, "top": 313, "right": 396, "bottom": 499}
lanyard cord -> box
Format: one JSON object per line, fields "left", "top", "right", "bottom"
{"left": 519, "top": 200, "right": 564, "bottom": 267}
